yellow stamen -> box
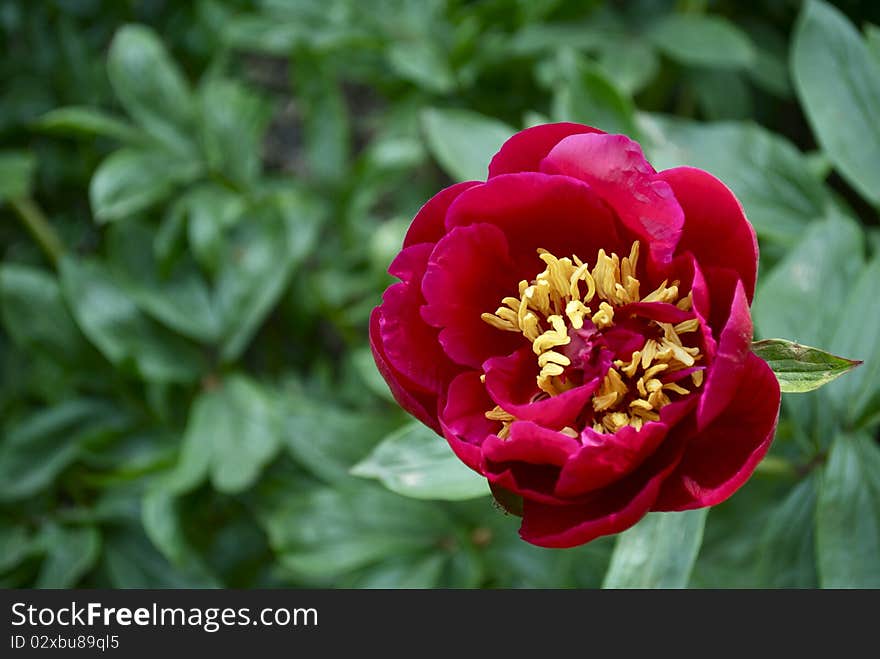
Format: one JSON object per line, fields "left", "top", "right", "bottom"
{"left": 479, "top": 241, "right": 703, "bottom": 436}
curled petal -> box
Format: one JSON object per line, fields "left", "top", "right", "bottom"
{"left": 659, "top": 166, "right": 758, "bottom": 302}
{"left": 697, "top": 277, "right": 752, "bottom": 429}
{"left": 488, "top": 122, "right": 603, "bottom": 178}
{"left": 483, "top": 348, "right": 602, "bottom": 429}
{"left": 381, "top": 244, "right": 459, "bottom": 393}
{"left": 445, "top": 172, "right": 626, "bottom": 269}
{"left": 421, "top": 223, "right": 522, "bottom": 368}
{"left": 555, "top": 397, "right": 694, "bottom": 498}
{"left": 654, "top": 352, "right": 780, "bottom": 511}
{"left": 483, "top": 421, "right": 580, "bottom": 467}
{"left": 519, "top": 432, "right": 686, "bottom": 548}
{"left": 541, "top": 133, "right": 683, "bottom": 264}
{"left": 402, "top": 181, "right": 480, "bottom": 249}
{"left": 370, "top": 308, "right": 441, "bottom": 433}
{"left": 439, "top": 370, "right": 496, "bottom": 471}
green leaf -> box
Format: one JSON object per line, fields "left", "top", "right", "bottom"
{"left": 867, "top": 23, "right": 880, "bottom": 63}
{"left": 178, "top": 183, "right": 245, "bottom": 272}
{"left": 421, "top": 108, "right": 514, "bottom": 182}
{"left": 387, "top": 41, "right": 455, "bottom": 94}
{"left": 751, "top": 338, "right": 862, "bottom": 393}
{"left": 648, "top": 14, "right": 755, "bottom": 70}
{"left": 0, "top": 264, "right": 86, "bottom": 363}
{"left": 349, "top": 554, "right": 447, "bottom": 589}
{"left": 602, "top": 509, "right": 707, "bottom": 588}
{"left": 0, "top": 400, "right": 126, "bottom": 501}
{"left": 0, "top": 150, "right": 36, "bottom": 202}
{"left": 552, "top": 61, "right": 638, "bottom": 137}
{"left": 826, "top": 258, "right": 880, "bottom": 424}
{"left": 107, "top": 220, "right": 221, "bottom": 343}
{"left": 597, "top": 39, "right": 659, "bottom": 95}
{"left": 60, "top": 256, "right": 205, "bottom": 382}
{"left": 102, "top": 526, "right": 211, "bottom": 588}
{"left": 36, "top": 523, "right": 101, "bottom": 588}
{"left": 352, "top": 422, "right": 490, "bottom": 501}
{"left": 215, "top": 191, "right": 323, "bottom": 361}
{"left": 90, "top": 148, "right": 203, "bottom": 223}
{"left": 107, "top": 24, "right": 197, "bottom": 152}
{"left": 223, "top": 17, "right": 309, "bottom": 55}
{"left": 0, "top": 522, "right": 36, "bottom": 573}
{"left": 508, "top": 23, "right": 613, "bottom": 55}
{"left": 167, "top": 375, "right": 281, "bottom": 494}
{"left": 754, "top": 475, "right": 819, "bottom": 588}
{"left": 691, "top": 70, "right": 753, "bottom": 120}
{"left": 34, "top": 106, "right": 145, "bottom": 143}
{"left": 141, "top": 489, "right": 221, "bottom": 586}
{"left": 752, "top": 215, "right": 864, "bottom": 346}
{"left": 792, "top": 0, "right": 880, "bottom": 205}
{"left": 817, "top": 433, "right": 880, "bottom": 587}
{"left": 260, "top": 483, "right": 453, "bottom": 581}
{"left": 282, "top": 395, "right": 400, "bottom": 484}
{"left": 640, "top": 115, "right": 831, "bottom": 245}
{"left": 350, "top": 347, "right": 395, "bottom": 402}
{"left": 198, "top": 78, "right": 270, "bottom": 185}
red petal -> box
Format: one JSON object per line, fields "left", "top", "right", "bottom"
{"left": 370, "top": 307, "right": 441, "bottom": 433}
{"left": 402, "top": 181, "right": 480, "bottom": 249}
{"left": 697, "top": 278, "right": 752, "bottom": 428}
{"left": 483, "top": 347, "right": 601, "bottom": 429}
{"left": 540, "top": 133, "right": 683, "bottom": 264}
{"left": 381, "top": 244, "right": 459, "bottom": 393}
{"left": 555, "top": 422, "right": 668, "bottom": 497}
{"left": 554, "top": 396, "right": 695, "bottom": 498}
{"left": 518, "top": 432, "right": 686, "bottom": 548}
{"left": 653, "top": 352, "right": 780, "bottom": 511}
{"left": 615, "top": 301, "right": 695, "bottom": 325}
{"left": 421, "top": 223, "right": 522, "bottom": 368}
{"left": 488, "top": 122, "right": 603, "bottom": 178}
{"left": 439, "top": 370, "right": 494, "bottom": 471}
{"left": 483, "top": 421, "right": 580, "bottom": 467}
{"left": 659, "top": 167, "right": 758, "bottom": 302}
{"left": 445, "top": 172, "right": 627, "bottom": 270}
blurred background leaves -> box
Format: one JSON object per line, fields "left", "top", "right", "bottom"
{"left": 1, "top": 0, "right": 879, "bottom": 588}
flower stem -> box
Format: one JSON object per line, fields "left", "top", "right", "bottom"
{"left": 9, "top": 196, "right": 64, "bottom": 267}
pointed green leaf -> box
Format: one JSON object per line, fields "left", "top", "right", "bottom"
{"left": 34, "top": 106, "right": 145, "bottom": 143}
{"left": 421, "top": 108, "right": 514, "bottom": 182}
{"left": 259, "top": 483, "right": 453, "bottom": 581}
{"left": 351, "top": 422, "right": 490, "bottom": 501}
{"left": 107, "top": 24, "right": 196, "bottom": 151}
{"left": 0, "top": 400, "right": 127, "bottom": 501}
{"left": 552, "top": 61, "right": 638, "bottom": 137}
{"left": 817, "top": 433, "right": 880, "bottom": 587}
{"left": 649, "top": 15, "right": 755, "bottom": 70}
{"left": 752, "top": 338, "right": 861, "bottom": 393}
{"left": 0, "top": 264, "right": 87, "bottom": 362}
{"left": 36, "top": 523, "right": 101, "bottom": 588}
{"left": 90, "top": 148, "right": 202, "bottom": 223}
{"left": 640, "top": 116, "right": 830, "bottom": 245}
{"left": 826, "top": 258, "right": 880, "bottom": 424}
{"left": 602, "top": 509, "right": 707, "bottom": 589}
{"left": 754, "top": 475, "right": 819, "bottom": 587}
{"left": 60, "top": 257, "right": 205, "bottom": 382}
{"left": 198, "top": 78, "right": 271, "bottom": 185}
{"left": 792, "top": 0, "right": 880, "bottom": 205}
{"left": 167, "top": 375, "right": 281, "bottom": 494}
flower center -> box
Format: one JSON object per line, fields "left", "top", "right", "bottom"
{"left": 481, "top": 241, "right": 703, "bottom": 437}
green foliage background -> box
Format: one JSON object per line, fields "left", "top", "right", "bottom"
{"left": 1, "top": 0, "right": 879, "bottom": 588}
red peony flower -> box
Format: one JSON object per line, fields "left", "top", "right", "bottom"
{"left": 370, "top": 123, "right": 781, "bottom": 548}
